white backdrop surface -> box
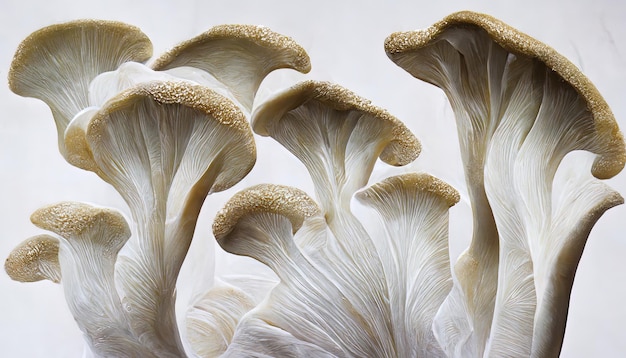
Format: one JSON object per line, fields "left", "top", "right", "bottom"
{"left": 1, "top": 0, "right": 625, "bottom": 356}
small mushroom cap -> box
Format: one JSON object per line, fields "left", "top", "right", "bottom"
{"left": 213, "top": 184, "right": 321, "bottom": 242}
{"left": 5, "top": 235, "right": 61, "bottom": 283}
{"left": 30, "top": 202, "right": 130, "bottom": 254}
{"left": 356, "top": 173, "right": 460, "bottom": 208}
{"left": 252, "top": 80, "right": 421, "bottom": 166}
{"left": 88, "top": 81, "right": 256, "bottom": 192}
{"left": 385, "top": 10, "right": 625, "bottom": 179}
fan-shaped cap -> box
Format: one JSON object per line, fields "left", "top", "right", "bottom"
{"left": 252, "top": 80, "right": 421, "bottom": 166}
{"left": 385, "top": 10, "right": 625, "bottom": 179}
{"left": 88, "top": 81, "right": 256, "bottom": 193}
{"left": 8, "top": 20, "right": 153, "bottom": 157}
{"left": 5, "top": 235, "right": 61, "bottom": 283}
{"left": 152, "top": 24, "right": 311, "bottom": 112}
{"left": 213, "top": 184, "right": 320, "bottom": 243}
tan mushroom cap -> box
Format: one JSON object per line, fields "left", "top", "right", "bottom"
{"left": 87, "top": 81, "right": 256, "bottom": 192}
{"left": 31, "top": 202, "right": 130, "bottom": 252}
{"left": 252, "top": 80, "right": 421, "bottom": 167}
{"left": 385, "top": 10, "right": 625, "bottom": 179}
{"left": 5, "top": 235, "right": 61, "bottom": 283}
{"left": 213, "top": 184, "right": 321, "bottom": 242}
{"left": 357, "top": 173, "right": 460, "bottom": 208}
{"left": 152, "top": 24, "right": 310, "bottom": 74}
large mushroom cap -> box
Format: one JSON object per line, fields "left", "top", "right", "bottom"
{"left": 385, "top": 10, "right": 625, "bottom": 179}
{"left": 252, "top": 80, "right": 421, "bottom": 167}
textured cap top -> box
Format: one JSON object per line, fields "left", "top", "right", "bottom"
{"left": 152, "top": 24, "right": 311, "bottom": 73}
{"left": 91, "top": 81, "right": 251, "bottom": 133}
{"left": 31, "top": 201, "right": 130, "bottom": 240}
{"left": 5, "top": 235, "right": 61, "bottom": 283}
{"left": 213, "top": 184, "right": 320, "bottom": 241}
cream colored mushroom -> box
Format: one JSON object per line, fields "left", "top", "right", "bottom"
{"left": 28, "top": 202, "right": 154, "bottom": 357}
{"left": 356, "top": 173, "right": 459, "bottom": 357}
{"left": 386, "top": 11, "right": 625, "bottom": 357}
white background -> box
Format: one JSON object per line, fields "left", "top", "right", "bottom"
{"left": 1, "top": 0, "right": 625, "bottom": 356}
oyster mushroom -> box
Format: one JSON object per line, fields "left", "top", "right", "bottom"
{"left": 5, "top": 234, "right": 60, "bottom": 283}
{"left": 213, "top": 184, "right": 321, "bottom": 275}
{"left": 356, "top": 173, "right": 459, "bottom": 357}
{"left": 250, "top": 81, "right": 422, "bottom": 356}
{"left": 253, "top": 80, "right": 420, "bottom": 213}
{"left": 215, "top": 184, "right": 394, "bottom": 357}
{"left": 84, "top": 80, "right": 255, "bottom": 356}
{"left": 386, "top": 11, "right": 625, "bottom": 357}
{"left": 29, "top": 202, "right": 153, "bottom": 357}
{"left": 8, "top": 20, "right": 153, "bottom": 158}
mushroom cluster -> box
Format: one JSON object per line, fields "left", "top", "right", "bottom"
{"left": 5, "top": 20, "right": 310, "bottom": 357}
{"left": 5, "top": 11, "right": 624, "bottom": 358}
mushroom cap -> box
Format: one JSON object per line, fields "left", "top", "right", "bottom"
{"left": 8, "top": 20, "right": 153, "bottom": 157}
{"left": 9, "top": 19, "right": 153, "bottom": 94}
{"left": 87, "top": 81, "right": 256, "bottom": 193}
{"left": 252, "top": 80, "right": 421, "bottom": 166}
{"left": 213, "top": 184, "right": 321, "bottom": 243}
{"left": 152, "top": 24, "right": 310, "bottom": 73}
{"left": 385, "top": 10, "right": 625, "bottom": 179}
{"left": 5, "top": 235, "right": 61, "bottom": 283}
{"left": 357, "top": 172, "right": 460, "bottom": 208}
{"left": 151, "top": 24, "right": 311, "bottom": 112}
{"left": 30, "top": 202, "right": 130, "bottom": 255}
